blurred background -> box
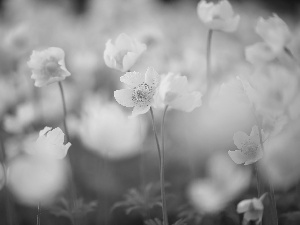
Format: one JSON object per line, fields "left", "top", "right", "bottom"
{"left": 0, "top": 0, "right": 300, "bottom": 225}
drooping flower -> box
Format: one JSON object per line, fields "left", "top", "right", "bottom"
{"left": 237, "top": 193, "right": 266, "bottom": 225}
{"left": 104, "top": 33, "right": 147, "bottom": 72}
{"left": 114, "top": 67, "right": 160, "bottom": 117}
{"left": 228, "top": 125, "right": 263, "bottom": 165}
{"left": 197, "top": 0, "right": 240, "bottom": 32}
{"left": 27, "top": 47, "right": 71, "bottom": 87}
{"left": 73, "top": 94, "right": 147, "bottom": 160}
{"left": 255, "top": 14, "right": 291, "bottom": 53}
{"left": 27, "top": 127, "right": 71, "bottom": 160}
{"left": 188, "top": 154, "right": 251, "bottom": 213}
{"left": 154, "top": 73, "right": 202, "bottom": 112}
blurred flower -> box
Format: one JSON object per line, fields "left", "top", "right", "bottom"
{"left": 197, "top": 0, "right": 240, "bottom": 32}
{"left": 74, "top": 95, "right": 147, "bottom": 160}
{"left": 228, "top": 125, "right": 263, "bottom": 165}
{"left": 188, "top": 154, "right": 251, "bottom": 213}
{"left": 27, "top": 47, "right": 71, "bottom": 87}
{"left": 104, "top": 33, "right": 147, "bottom": 72}
{"left": 154, "top": 73, "right": 202, "bottom": 112}
{"left": 237, "top": 193, "right": 266, "bottom": 225}
{"left": 255, "top": 14, "right": 291, "bottom": 53}
{"left": 27, "top": 127, "right": 71, "bottom": 160}
{"left": 114, "top": 67, "right": 160, "bottom": 117}
{"left": 7, "top": 155, "right": 67, "bottom": 206}
{"left": 3, "top": 102, "right": 36, "bottom": 134}
{"left": 263, "top": 120, "right": 300, "bottom": 189}
{"left": 245, "top": 42, "right": 276, "bottom": 66}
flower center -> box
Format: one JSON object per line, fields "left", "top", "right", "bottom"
{"left": 241, "top": 140, "right": 259, "bottom": 156}
{"left": 132, "top": 83, "right": 154, "bottom": 106}
{"left": 44, "top": 60, "right": 60, "bottom": 77}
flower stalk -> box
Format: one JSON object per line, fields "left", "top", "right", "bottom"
{"left": 58, "top": 81, "right": 69, "bottom": 142}
{"left": 203, "top": 29, "right": 213, "bottom": 105}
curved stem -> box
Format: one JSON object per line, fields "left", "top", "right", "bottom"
{"left": 58, "top": 81, "right": 70, "bottom": 143}
{"left": 149, "top": 107, "right": 161, "bottom": 163}
{"left": 161, "top": 105, "right": 169, "bottom": 225}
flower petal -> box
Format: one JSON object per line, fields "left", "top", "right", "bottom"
{"left": 145, "top": 67, "right": 160, "bottom": 88}
{"left": 250, "top": 125, "right": 260, "bottom": 145}
{"left": 244, "top": 147, "right": 263, "bottom": 165}
{"left": 170, "top": 92, "right": 202, "bottom": 112}
{"left": 130, "top": 105, "right": 150, "bottom": 118}
{"left": 237, "top": 199, "right": 252, "bottom": 213}
{"left": 114, "top": 89, "right": 135, "bottom": 107}
{"left": 120, "top": 72, "right": 145, "bottom": 88}
{"left": 228, "top": 150, "right": 247, "bottom": 164}
{"left": 233, "top": 131, "right": 249, "bottom": 149}
{"left": 122, "top": 52, "right": 139, "bottom": 72}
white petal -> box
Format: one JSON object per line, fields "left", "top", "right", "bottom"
{"left": 228, "top": 150, "right": 247, "bottom": 164}
{"left": 122, "top": 52, "right": 139, "bottom": 72}
{"left": 130, "top": 105, "right": 150, "bottom": 118}
{"left": 39, "top": 127, "right": 52, "bottom": 137}
{"left": 120, "top": 72, "right": 145, "bottom": 88}
{"left": 114, "top": 89, "right": 135, "bottom": 107}
{"left": 145, "top": 67, "right": 160, "bottom": 87}
{"left": 115, "top": 33, "right": 134, "bottom": 50}
{"left": 233, "top": 131, "right": 249, "bottom": 149}
{"left": 244, "top": 147, "right": 263, "bottom": 165}
{"left": 237, "top": 199, "right": 252, "bottom": 213}
{"left": 250, "top": 125, "right": 260, "bottom": 145}
{"left": 245, "top": 42, "right": 276, "bottom": 65}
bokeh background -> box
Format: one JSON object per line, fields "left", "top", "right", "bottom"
{"left": 0, "top": 0, "right": 300, "bottom": 225}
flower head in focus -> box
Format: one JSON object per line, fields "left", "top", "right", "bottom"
{"left": 237, "top": 193, "right": 266, "bottom": 225}
{"left": 228, "top": 125, "right": 263, "bottom": 165}
{"left": 27, "top": 47, "right": 71, "bottom": 87}
{"left": 114, "top": 67, "right": 160, "bottom": 117}
{"left": 154, "top": 73, "right": 202, "bottom": 112}
{"left": 27, "top": 127, "right": 71, "bottom": 160}
{"left": 255, "top": 14, "right": 291, "bottom": 53}
{"left": 104, "top": 33, "right": 147, "bottom": 72}
{"left": 197, "top": 0, "right": 240, "bottom": 32}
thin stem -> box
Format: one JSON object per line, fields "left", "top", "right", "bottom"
{"left": 203, "top": 29, "right": 213, "bottom": 105}
{"left": 58, "top": 81, "right": 70, "bottom": 142}
{"left": 36, "top": 202, "right": 41, "bottom": 225}
{"left": 160, "top": 106, "right": 169, "bottom": 225}
{"left": 149, "top": 107, "right": 161, "bottom": 163}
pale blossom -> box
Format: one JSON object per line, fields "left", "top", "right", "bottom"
{"left": 245, "top": 42, "right": 276, "bottom": 66}
{"left": 154, "top": 73, "right": 202, "bottom": 112}
{"left": 188, "top": 154, "right": 251, "bottom": 213}
{"left": 237, "top": 194, "right": 266, "bottom": 225}
{"left": 104, "top": 33, "right": 147, "bottom": 72}
{"left": 255, "top": 14, "right": 291, "bottom": 53}
{"left": 27, "top": 47, "right": 71, "bottom": 87}
{"left": 73, "top": 95, "right": 147, "bottom": 160}
{"left": 7, "top": 155, "right": 67, "bottom": 206}
{"left": 114, "top": 67, "right": 160, "bottom": 117}
{"left": 197, "top": 0, "right": 240, "bottom": 32}
{"left": 228, "top": 126, "right": 263, "bottom": 165}
{"left": 27, "top": 127, "right": 71, "bottom": 160}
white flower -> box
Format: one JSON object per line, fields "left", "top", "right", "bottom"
{"left": 114, "top": 67, "right": 160, "bottom": 117}
{"left": 154, "top": 73, "right": 202, "bottom": 112}
{"left": 104, "top": 33, "right": 147, "bottom": 72}
{"left": 228, "top": 126, "right": 263, "bottom": 165}
{"left": 7, "top": 155, "right": 67, "bottom": 206}
{"left": 197, "top": 0, "right": 240, "bottom": 32}
{"left": 255, "top": 14, "right": 291, "bottom": 53}
{"left": 27, "top": 127, "right": 71, "bottom": 160}
{"left": 245, "top": 42, "right": 276, "bottom": 66}
{"left": 188, "top": 154, "right": 251, "bottom": 213}
{"left": 73, "top": 95, "right": 147, "bottom": 160}
{"left": 27, "top": 47, "right": 71, "bottom": 87}
{"left": 237, "top": 194, "right": 266, "bottom": 225}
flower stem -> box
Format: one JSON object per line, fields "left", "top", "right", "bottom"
{"left": 36, "top": 202, "right": 41, "bottom": 225}
{"left": 149, "top": 107, "right": 161, "bottom": 163}
{"left": 149, "top": 107, "right": 168, "bottom": 225}
{"left": 58, "top": 81, "right": 70, "bottom": 142}
{"left": 203, "top": 29, "right": 213, "bottom": 106}
{"left": 161, "top": 105, "right": 169, "bottom": 225}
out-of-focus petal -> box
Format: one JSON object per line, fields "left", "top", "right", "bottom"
{"left": 228, "top": 150, "right": 247, "bottom": 164}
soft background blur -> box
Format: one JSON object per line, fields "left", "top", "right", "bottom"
{"left": 0, "top": 0, "right": 300, "bottom": 225}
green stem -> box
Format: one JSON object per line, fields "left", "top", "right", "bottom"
{"left": 149, "top": 107, "right": 161, "bottom": 163}
{"left": 36, "top": 202, "right": 41, "bottom": 225}
{"left": 58, "top": 81, "right": 70, "bottom": 142}
{"left": 203, "top": 29, "right": 213, "bottom": 105}
{"left": 161, "top": 106, "right": 169, "bottom": 225}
